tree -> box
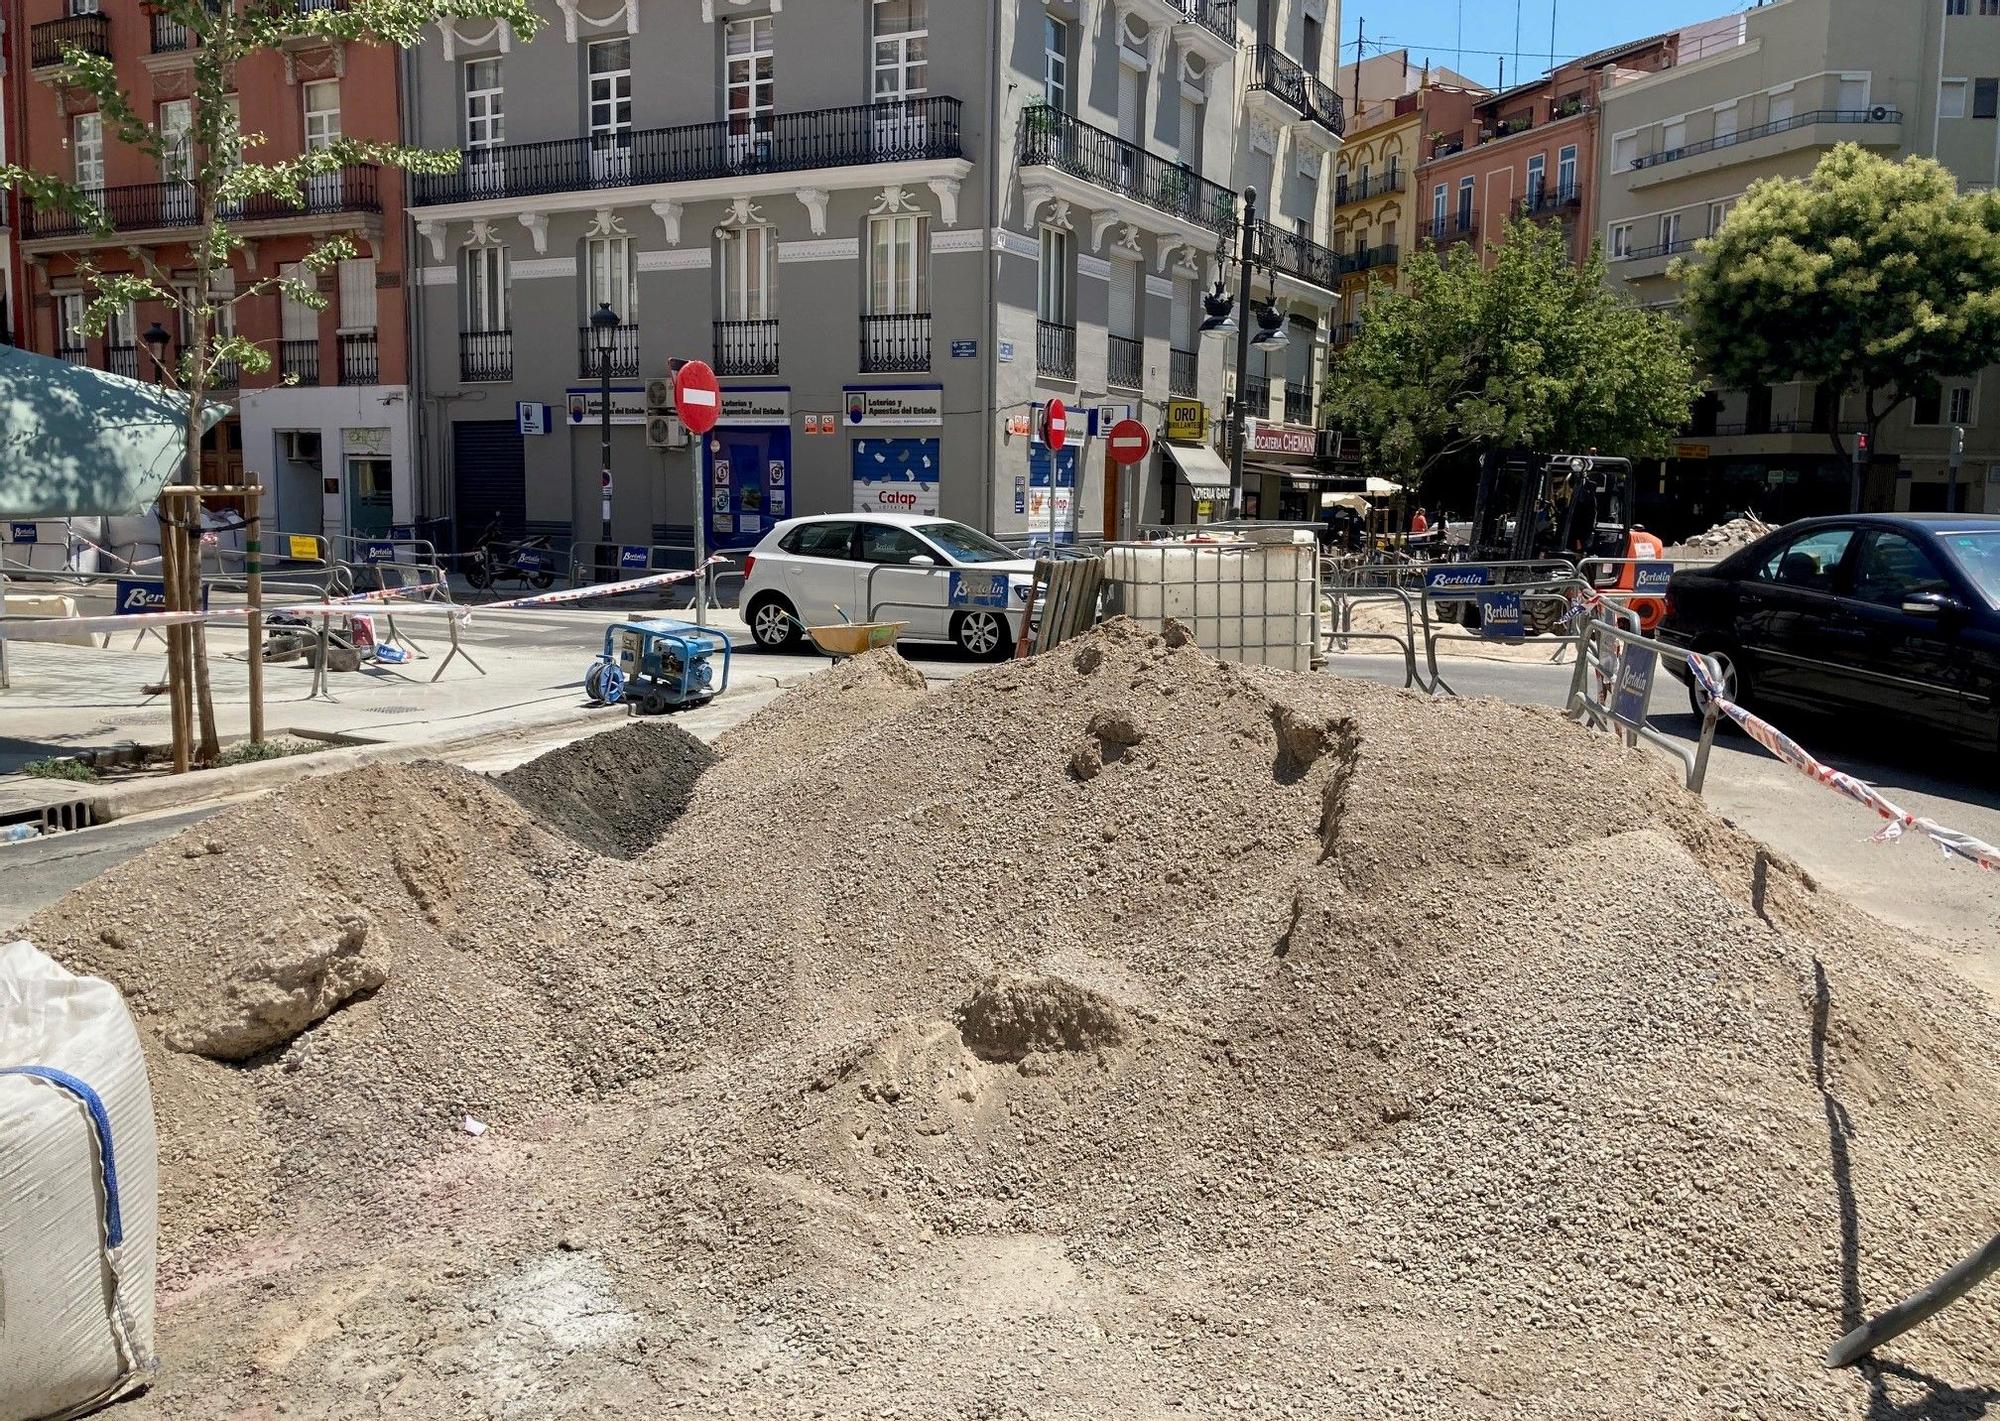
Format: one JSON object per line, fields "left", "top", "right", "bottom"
{"left": 1675, "top": 142, "right": 2000, "bottom": 459}
{"left": 1324, "top": 218, "right": 1702, "bottom": 486}
{"left": 0, "top": 0, "right": 539, "bottom": 766}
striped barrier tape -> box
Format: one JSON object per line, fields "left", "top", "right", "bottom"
{"left": 469, "top": 558, "right": 730, "bottom": 613}
{"left": 0, "top": 582, "right": 450, "bottom": 643}
{"left": 1687, "top": 653, "right": 1999, "bottom": 873}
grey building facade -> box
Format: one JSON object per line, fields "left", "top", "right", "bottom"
{"left": 403, "top": 0, "right": 1342, "bottom": 555}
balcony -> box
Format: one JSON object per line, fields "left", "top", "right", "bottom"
{"left": 338, "top": 332, "right": 379, "bottom": 386}
{"left": 1246, "top": 47, "right": 1345, "bottom": 136}
{"left": 1107, "top": 333, "right": 1143, "bottom": 390}
{"left": 31, "top": 13, "right": 110, "bottom": 69}
{"left": 860, "top": 313, "right": 931, "bottom": 373}
{"left": 56, "top": 345, "right": 89, "bottom": 366}
{"left": 1629, "top": 107, "right": 1902, "bottom": 185}
{"left": 1351, "top": 243, "right": 1399, "bottom": 274}
{"left": 1519, "top": 184, "right": 1583, "bottom": 218}
{"left": 1178, "top": 0, "right": 1237, "bottom": 62}
{"left": 1019, "top": 107, "right": 1235, "bottom": 234}
{"left": 461, "top": 329, "right": 513, "bottom": 383}
{"left": 103, "top": 345, "right": 140, "bottom": 381}
{"left": 1238, "top": 376, "right": 1271, "bottom": 420}
{"left": 1254, "top": 220, "right": 1343, "bottom": 292}
{"left": 1482, "top": 111, "right": 1535, "bottom": 144}
{"left": 1170, "top": 346, "right": 1198, "bottom": 398}
{"left": 411, "top": 97, "right": 964, "bottom": 207}
{"left": 22, "top": 166, "right": 382, "bottom": 246}
{"left": 280, "top": 339, "right": 320, "bottom": 386}
{"left": 1283, "top": 384, "right": 1315, "bottom": 426}
{"left": 151, "top": 12, "right": 195, "bottom": 53}
{"left": 1331, "top": 321, "right": 1363, "bottom": 347}
{"left": 1334, "top": 170, "right": 1404, "bottom": 208}
{"left": 715, "top": 319, "right": 779, "bottom": 376}
{"left": 1036, "top": 320, "right": 1076, "bottom": 380}
{"left": 1422, "top": 215, "right": 1479, "bottom": 249}
{"left": 1613, "top": 236, "right": 1698, "bottom": 279}
{"left": 577, "top": 323, "right": 640, "bottom": 380}
{"left": 212, "top": 358, "right": 240, "bottom": 390}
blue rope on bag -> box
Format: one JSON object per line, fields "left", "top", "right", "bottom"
{"left": 0, "top": 1065, "right": 125, "bottom": 1248}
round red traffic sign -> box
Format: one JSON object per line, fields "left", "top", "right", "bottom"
{"left": 1043, "top": 399, "right": 1068, "bottom": 453}
{"left": 673, "top": 360, "right": 722, "bottom": 435}
{"left": 1107, "top": 418, "right": 1151, "bottom": 467}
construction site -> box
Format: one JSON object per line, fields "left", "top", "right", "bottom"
{"left": 6, "top": 615, "right": 1998, "bottom": 1418}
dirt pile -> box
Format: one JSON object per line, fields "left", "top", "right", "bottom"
{"left": 24, "top": 621, "right": 2000, "bottom": 1418}
{"left": 1668, "top": 514, "right": 1774, "bottom": 559}
{"left": 494, "top": 721, "right": 717, "bottom": 858}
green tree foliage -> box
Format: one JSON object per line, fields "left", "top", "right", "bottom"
{"left": 0, "top": 0, "right": 539, "bottom": 764}
{"left": 1324, "top": 219, "right": 1700, "bottom": 484}
{"left": 1675, "top": 143, "right": 2000, "bottom": 455}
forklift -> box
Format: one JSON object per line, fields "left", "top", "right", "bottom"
{"left": 1441, "top": 451, "right": 1666, "bottom": 633}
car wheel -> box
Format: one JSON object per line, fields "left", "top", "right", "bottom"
{"left": 954, "top": 610, "right": 1011, "bottom": 660}
{"left": 1689, "top": 645, "right": 1747, "bottom": 723}
{"left": 747, "top": 594, "right": 803, "bottom": 651}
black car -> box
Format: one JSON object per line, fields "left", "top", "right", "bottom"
{"left": 1658, "top": 514, "right": 2000, "bottom": 752}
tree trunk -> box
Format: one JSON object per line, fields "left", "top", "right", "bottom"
{"left": 188, "top": 187, "right": 220, "bottom": 766}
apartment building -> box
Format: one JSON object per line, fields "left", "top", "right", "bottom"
{"left": 402, "top": 0, "right": 1330, "bottom": 550}
{"left": 1, "top": 8, "right": 15, "bottom": 345}
{"left": 1598, "top": 0, "right": 1988, "bottom": 519}
{"left": 2, "top": 0, "right": 411, "bottom": 539}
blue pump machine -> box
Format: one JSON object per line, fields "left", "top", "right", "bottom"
{"left": 584, "top": 619, "right": 732, "bottom": 715}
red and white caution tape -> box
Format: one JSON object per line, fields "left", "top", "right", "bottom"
{"left": 0, "top": 582, "right": 450, "bottom": 643}
{"left": 1687, "top": 654, "right": 1999, "bottom": 873}
{"left": 469, "top": 558, "right": 729, "bottom": 613}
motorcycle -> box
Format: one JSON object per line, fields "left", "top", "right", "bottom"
{"left": 461, "top": 518, "right": 558, "bottom": 592}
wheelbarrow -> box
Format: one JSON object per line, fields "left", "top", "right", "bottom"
{"left": 804, "top": 604, "right": 906, "bottom": 659}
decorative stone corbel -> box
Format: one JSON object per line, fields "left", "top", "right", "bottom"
{"left": 239, "top": 239, "right": 259, "bottom": 273}
{"left": 702, "top": 0, "right": 781, "bottom": 20}
{"left": 795, "top": 187, "right": 829, "bottom": 237}
{"left": 926, "top": 176, "right": 961, "bottom": 227}
{"left": 1155, "top": 233, "right": 1189, "bottom": 271}
{"left": 417, "top": 220, "right": 448, "bottom": 263}
{"left": 1089, "top": 209, "right": 1120, "bottom": 250}
{"left": 517, "top": 211, "right": 549, "bottom": 255}
{"left": 651, "top": 200, "right": 684, "bottom": 246}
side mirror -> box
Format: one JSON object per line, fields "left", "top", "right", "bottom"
{"left": 908, "top": 554, "right": 936, "bottom": 568}
{"left": 1901, "top": 591, "right": 1965, "bottom": 619}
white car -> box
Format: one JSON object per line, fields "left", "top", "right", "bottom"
{"left": 739, "top": 513, "right": 1037, "bottom": 659}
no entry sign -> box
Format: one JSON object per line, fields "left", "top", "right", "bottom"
{"left": 1107, "top": 418, "right": 1151, "bottom": 466}
{"left": 673, "top": 360, "right": 722, "bottom": 435}
{"left": 1042, "top": 399, "right": 1068, "bottom": 452}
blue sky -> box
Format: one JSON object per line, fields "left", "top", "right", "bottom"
{"left": 1340, "top": 0, "right": 1746, "bottom": 90}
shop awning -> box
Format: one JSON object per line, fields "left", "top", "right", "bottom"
{"left": 1164, "top": 440, "right": 1233, "bottom": 492}
{"left": 0, "top": 345, "right": 227, "bottom": 517}
{"left": 1321, "top": 492, "right": 1370, "bottom": 512}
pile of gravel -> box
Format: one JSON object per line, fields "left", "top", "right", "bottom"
{"left": 494, "top": 722, "right": 717, "bottom": 858}
{"left": 1668, "top": 514, "right": 1775, "bottom": 560}
{"left": 22, "top": 622, "right": 2000, "bottom": 1417}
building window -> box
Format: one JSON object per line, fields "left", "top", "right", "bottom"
{"left": 1836, "top": 76, "right": 1869, "bottom": 110}
{"left": 587, "top": 235, "right": 637, "bottom": 320}
{"left": 1977, "top": 78, "right": 1999, "bottom": 118}
{"left": 1951, "top": 383, "right": 1975, "bottom": 423}
{"left": 1431, "top": 183, "right": 1447, "bottom": 230}
{"left": 338, "top": 258, "right": 377, "bottom": 331}
{"left": 725, "top": 20, "right": 774, "bottom": 138}
{"left": 1948, "top": 0, "right": 1966, "bottom": 13}
{"left": 1044, "top": 16, "right": 1069, "bottom": 111}
{"left": 1037, "top": 225, "right": 1070, "bottom": 324}
{"left": 1456, "top": 176, "right": 1474, "bottom": 226}
{"left": 465, "top": 58, "right": 504, "bottom": 149}
{"left": 1662, "top": 117, "right": 1687, "bottom": 153}
{"left": 1770, "top": 90, "right": 1796, "bottom": 124}
{"left": 462, "top": 244, "right": 510, "bottom": 333}
{"left": 589, "top": 39, "right": 634, "bottom": 144}
{"left": 72, "top": 113, "right": 103, "bottom": 191}
{"left": 1706, "top": 198, "right": 1738, "bottom": 235}
{"left": 868, "top": 213, "right": 928, "bottom": 314}
{"left": 159, "top": 99, "right": 193, "bottom": 182}
{"left": 718, "top": 225, "right": 777, "bottom": 320}
{"left": 303, "top": 80, "right": 341, "bottom": 151}
{"left": 1609, "top": 223, "right": 1632, "bottom": 259}
{"left": 1526, "top": 152, "right": 1545, "bottom": 198}
{"left": 1613, "top": 132, "right": 1637, "bottom": 169}
{"left": 1557, "top": 144, "right": 1578, "bottom": 197}
{"left": 1301, "top": 12, "right": 1322, "bottom": 73}
{"left": 1942, "top": 79, "right": 1969, "bottom": 118}
{"left": 1179, "top": 93, "right": 1202, "bottom": 169}
{"left": 280, "top": 262, "right": 317, "bottom": 345}
{"left": 1659, "top": 211, "right": 1683, "bottom": 248}
{"left": 872, "top": 0, "right": 927, "bottom": 102}
{"left": 176, "top": 273, "right": 237, "bottom": 347}
{"left": 1984, "top": 0, "right": 1999, "bottom": 15}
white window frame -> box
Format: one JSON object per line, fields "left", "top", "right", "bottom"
{"left": 586, "top": 235, "right": 638, "bottom": 323}
{"left": 1609, "top": 223, "right": 1633, "bottom": 259}
{"left": 1707, "top": 197, "right": 1738, "bottom": 236}
{"left": 868, "top": 212, "right": 928, "bottom": 316}
{"left": 56, "top": 292, "right": 87, "bottom": 352}
{"left": 1431, "top": 183, "right": 1447, "bottom": 232}
{"left": 871, "top": 0, "right": 927, "bottom": 103}
{"left": 465, "top": 58, "right": 505, "bottom": 151}
{"left": 1456, "top": 176, "right": 1475, "bottom": 226}
{"left": 1525, "top": 152, "right": 1546, "bottom": 199}
{"left": 303, "top": 80, "right": 341, "bottom": 152}
{"left": 159, "top": 99, "right": 193, "bottom": 182}
{"left": 1044, "top": 16, "right": 1069, "bottom": 111}
{"left": 1557, "top": 143, "right": 1578, "bottom": 197}
{"left": 718, "top": 225, "right": 777, "bottom": 322}
{"left": 280, "top": 262, "right": 317, "bottom": 343}
{"left": 1659, "top": 211, "right": 1684, "bottom": 248}
{"left": 462, "top": 244, "right": 510, "bottom": 334}
{"left": 72, "top": 112, "right": 103, "bottom": 191}
{"left": 1037, "top": 224, "right": 1071, "bottom": 325}
{"left": 1942, "top": 78, "right": 1969, "bottom": 119}
{"left": 724, "top": 19, "right": 774, "bottom": 138}
{"left": 1713, "top": 101, "right": 1739, "bottom": 140}
{"left": 338, "top": 258, "right": 378, "bottom": 334}
{"left": 1949, "top": 383, "right": 1975, "bottom": 425}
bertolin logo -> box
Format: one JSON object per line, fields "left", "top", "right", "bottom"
{"left": 1634, "top": 561, "right": 1674, "bottom": 592}
{"left": 1426, "top": 567, "right": 1492, "bottom": 588}
{"left": 118, "top": 580, "right": 169, "bottom": 613}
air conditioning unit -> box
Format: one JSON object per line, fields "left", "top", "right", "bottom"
{"left": 282, "top": 431, "right": 322, "bottom": 465}
{"left": 646, "top": 414, "right": 686, "bottom": 450}
{"left": 645, "top": 377, "right": 673, "bottom": 413}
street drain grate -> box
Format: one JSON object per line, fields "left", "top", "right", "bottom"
{"left": 364, "top": 706, "right": 423, "bottom": 714}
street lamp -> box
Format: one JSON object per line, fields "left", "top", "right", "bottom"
{"left": 142, "top": 321, "right": 172, "bottom": 385}
{"left": 591, "top": 301, "right": 619, "bottom": 545}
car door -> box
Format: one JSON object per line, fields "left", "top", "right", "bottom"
{"left": 853, "top": 522, "right": 949, "bottom": 637}
{"left": 1824, "top": 528, "right": 1977, "bottom": 739}
{"left": 1733, "top": 526, "right": 1857, "bottom": 711}
{"left": 781, "top": 520, "right": 862, "bottom": 625}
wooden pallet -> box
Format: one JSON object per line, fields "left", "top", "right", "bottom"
{"left": 1017, "top": 557, "right": 1105, "bottom": 657}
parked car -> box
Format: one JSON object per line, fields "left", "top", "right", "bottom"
{"left": 1657, "top": 514, "right": 2000, "bottom": 752}
{"left": 739, "top": 514, "right": 1038, "bottom": 659}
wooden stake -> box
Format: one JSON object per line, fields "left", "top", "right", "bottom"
{"left": 244, "top": 484, "right": 264, "bottom": 745}
{"left": 158, "top": 491, "right": 191, "bottom": 774}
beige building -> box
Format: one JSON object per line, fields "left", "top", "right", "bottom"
{"left": 1599, "top": 0, "right": 1995, "bottom": 521}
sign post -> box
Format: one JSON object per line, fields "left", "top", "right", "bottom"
{"left": 1042, "top": 399, "right": 1067, "bottom": 549}
{"left": 673, "top": 359, "right": 723, "bottom": 626}
{"left": 1107, "top": 419, "right": 1151, "bottom": 544}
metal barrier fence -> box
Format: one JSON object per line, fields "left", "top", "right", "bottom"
{"left": 1409, "top": 561, "right": 1591, "bottom": 695}
{"left": 1563, "top": 603, "right": 1723, "bottom": 791}
{"left": 1321, "top": 585, "right": 1427, "bottom": 690}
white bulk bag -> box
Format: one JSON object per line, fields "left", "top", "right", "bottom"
{"left": 1, "top": 941, "right": 157, "bottom": 1421}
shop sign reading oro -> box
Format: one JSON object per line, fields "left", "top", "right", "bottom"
{"left": 1165, "top": 399, "right": 1207, "bottom": 443}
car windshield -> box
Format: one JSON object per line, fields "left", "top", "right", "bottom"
{"left": 1939, "top": 531, "right": 2000, "bottom": 607}
{"left": 921, "top": 521, "right": 1016, "bottom": 564}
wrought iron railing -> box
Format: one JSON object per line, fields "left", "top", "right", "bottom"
{"left": 1423, "top": 215, "right": 1479, "bottom": 247}
{"left": 412, "top": 97, "right": 964, "bottom": 204}
{"left": 151, "top": 12, "right": 193, "bottom": 52}
{"left": 1632, "top": 107, "right": 1902, "bottom": 170}
{"left": 1019, "top": 106, "right": 1235, "bottom": 232}
{"left": 56, "top": 345, "right": 90, "bottom": 366}
{"left": 1247, "top": 47, "right": 1344, "bottom": 134}
{"left": 1253, "top": 220, "right": 1343, "bottom": 289}
{"left": 1283, "top": 383, "right": 1315, "bottom": 426}
{"left": 31, "top": 13, "right": 110, "bottom": 67}
{"left": 860, "top": 313, "right": 931, "bottom": 373}
{"left": 1107, "top": 333, "right": 1143, "bottom": 390}
{"left": 1036, "top": 319, "right": 1076, "bottom": 379}
{"left": 22, "top": 166, "right": 381, "bottom": 241}
{"left": 1170, "top": 346, "right": 1198, "bottom": 397}
{"left": 103, "top": 345, "right": 140, "bottom": 381}
{"left": 460, "top": 329, "right": 513, "bottom": 383}
{"left": 212, "top": 357, "right": 240, "bottom": 390}
{"left": 338, "top": 332, "right": 379, "bottom": 385}
{"left": 1617, "top": 237, "right": 1697, "bottom": 262}
{"left": 1184, "top": 0, "right": 1237, "bottom": 42}
{"left": 1332, "top": 320, "right": 1363, "bottom": 346}
{"left": 1334, "top": 169, "right": 1404, "bottom": 207}
{"left": 577, "top": 323, "right": 641, "bottom": 379}
{"left": 1352, "top": 243, "right": 1400, "bottom": 273}
{"left": 1239, "top": 376, "right": 1270, "bottom": 418}
{"left": 715, "top": 319, "right": 779, "bottom": 376}
{"left": 1519, "top": 183, "right": 1583, "bottom": 217}
{"left": 279, "top": 338, "right": 320, "bottom": 385}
